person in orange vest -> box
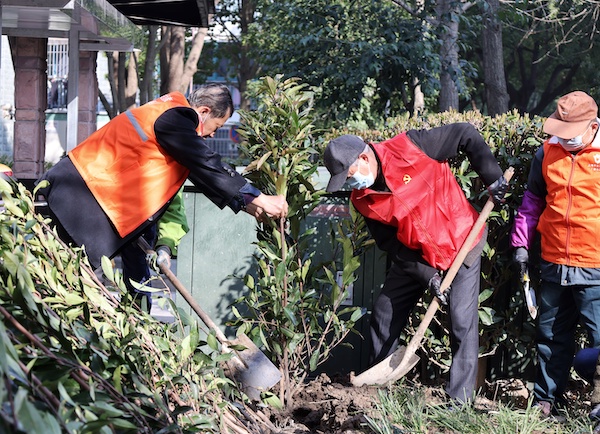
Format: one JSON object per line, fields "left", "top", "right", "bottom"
{"left": 37, "top": 83, "right": 288, "bottom": 271}
{"left": 323, "top": 126, "right": 507, "bottom": 405}
{"left": 511, "top": 91, "right": 600, "bottom": 420}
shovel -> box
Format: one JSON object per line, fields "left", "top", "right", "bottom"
{"left": 521, "top": 268, "right": 538, "bottom": 319}
{"left": 136, "top": 237, "right": 281, "bottom": 400}
{"left": 351, "top": 167, "right": 514, "bottom": 387}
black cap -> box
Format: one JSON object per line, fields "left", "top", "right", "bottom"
{"left": 324, "top": 135, "right": 367, "bottom": 192}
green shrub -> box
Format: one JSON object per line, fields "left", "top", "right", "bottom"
{"left": 0, "top": 177, "right": 254, "bottom": 433}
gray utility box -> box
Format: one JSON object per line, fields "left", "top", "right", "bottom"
{"left": 176, "top": 171, "right": 387, "bottom": 376}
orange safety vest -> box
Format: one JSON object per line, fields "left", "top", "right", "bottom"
{"left": 351, "top": 133, "right": 482, "bottom": 270}
{"left": 69, "top": 92, "right": 198, "bottom": 237}
{"left": 538, "top": 141, "right": 600, "bottom": 267}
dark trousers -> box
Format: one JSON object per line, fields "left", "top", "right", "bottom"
{"left": 370, "top": 257, "right": 481, "bottom": 402}
{"left": 534, "top": 281, "right": 600, "bottom": 404}
{"left": 120, "top": 225, "right": 157, "bottom": 309}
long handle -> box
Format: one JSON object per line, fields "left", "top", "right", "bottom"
{"left": 136, "top": 237, "right": 229, "bottom": 344}
{"left": 405, "top": 167, "right": 514, "bottom": 357}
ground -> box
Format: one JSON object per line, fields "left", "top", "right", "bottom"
{"left": 262, "top": 373, "right": 383, "bottom": 433}
{"left": 262, "top": 373, "right": 383, "bottom": 434}
{"left": 260, "top": 374, "right": 582, "bottom": 434}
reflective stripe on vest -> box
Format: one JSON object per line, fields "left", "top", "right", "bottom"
{"left": 125, "top": 110, "right": 149, "bottom": 142}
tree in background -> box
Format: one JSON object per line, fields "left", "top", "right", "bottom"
{"left": 434, "top": 0, "right": 468, "bottom": 111}
{"left": 106, "top": 50, "right": 138, "bottom": 114}
{"left": 501, "top": 0, "right": 600, "bottom": 115}
{"left": 101, "top": 24, "right": 210, "bottom": 118}
{"left": 98, "top": 25, "right": 145, "bottom": 117}
{"left": 480, "top": 0, "right": 509, "bottom": 115}
{"left": 159, "top": 26, "right": 208, "bottom": 95}
{"left": 246, "top": 0, "right": 437, "bottom": 126}
{"left": 205, "top": 0, "right": 259, "bottom": 111}
{"left": 139, "top": 25, "right": 159, "bottom": 105}
{"left": 99, "top": 0, "right": 600, "bottom": 122}
{"left": 389, "top": 0, "right": 508, "bottom": 115}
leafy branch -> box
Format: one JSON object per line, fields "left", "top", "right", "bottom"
{"left": 232, "top": 75, "right": 366, "bottom": 407}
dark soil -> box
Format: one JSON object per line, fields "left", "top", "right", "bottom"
{"left": 260, "top": 374, "right": 588, "bottom": 434}
{"left": 262, "top": 373, "right": 382, "bottom": 434}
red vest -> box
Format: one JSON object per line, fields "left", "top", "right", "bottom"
{"left": 69, "top": 92, "right": 197, "bottom": 237}
{"left": 538, "top": 141, "right": 600, "bottom": 267}
{"left": 351, "top": 133, "right": 481, "bottom": 270}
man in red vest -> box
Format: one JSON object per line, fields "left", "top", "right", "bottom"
{"left": 323, "top": 125, "right": 507, "bottom": 404}
{"left": 37, "top": 83, "right": 288, "bottom": 270}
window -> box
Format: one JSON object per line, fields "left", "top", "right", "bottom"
{"left": 47, "top": 38, "right": 68, "bottom": 109}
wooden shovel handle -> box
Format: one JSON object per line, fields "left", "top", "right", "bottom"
{"left": 406, "top": 167, "right": 514, "bottom": 356}
{"left": 136, "top": 237, "right": 229, "bottom": 344}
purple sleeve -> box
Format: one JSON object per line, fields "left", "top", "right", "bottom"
{"left": 510, "top": 190, "right": 545, "bottom": 249}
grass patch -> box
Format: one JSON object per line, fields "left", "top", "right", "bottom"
{"left": 365, "top": 380, "right": 600, "bottom": 434}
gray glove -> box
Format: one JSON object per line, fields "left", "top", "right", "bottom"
{"left": 487, "top": 175, "right": 509, "bottom": 205}
{"left": 429, "top": 272, "right": 450, "bottom": 305}
{"left": 156, "top": 245, "right": 172, "bottom": 269}
{"left": 513, "top": 247, "right": 529, "bottom": 280}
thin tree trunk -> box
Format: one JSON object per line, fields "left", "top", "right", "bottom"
{"left": 412, "top": 78, "right": 425, "bottom": 116}
{"left": 238, "top": 0, "right": 258, "bottom": 110}
{"left": 98, "top": 89, "right": 115, "bottom": 119}
{"left": 140, "top": 25, "right": 158, "bottom": 104}
{"left": 105, "top": 52, "right": 118, "bottom": 118}
{"left": 160, "top": 26, "right": 185, "bottom": 94}
{"left": 124, "top": 51, "right": 138, "bottom": 110}
{"left": 117, "top": 52, "right": 127, "bottom": 112}
{"left": 481, "top": 0, "right": 509, "bottom": 115}
{"left": 159, "top": 26, "right": 170, "bottom": 95}
{"left": 180, "top": 28, "right": 208, "bottom": 94}
{"left": 436, "top": 0, "right": 460, "bottom": 111}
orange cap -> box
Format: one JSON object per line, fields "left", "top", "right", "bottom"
{"left": 544, "top": 91, "right": 598, "bottom": 139}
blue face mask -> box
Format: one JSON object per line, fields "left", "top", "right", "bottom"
{"left": 558, "top": 125, "right": 591, "bottom": 151}
{"left": 347, "top": 167, "right": 375, "bottom": 190}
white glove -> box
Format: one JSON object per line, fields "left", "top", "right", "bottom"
{"left": 156, "top": 245, "right": 172, "bottom": 269}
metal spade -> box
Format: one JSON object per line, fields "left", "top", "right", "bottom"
{"left": 137, "top": 238, "right": 281, "bottom": 399}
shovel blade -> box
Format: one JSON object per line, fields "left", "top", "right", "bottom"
{"left": 351, "top": 346, "right": 420, "bottom": 387}
{"left": 224, "top": 333, "right": 281, "bottom": 400}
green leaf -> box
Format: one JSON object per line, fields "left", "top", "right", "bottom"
{"left": 89, "top": 401, "right": 125, "bottom": 418}
{"left": 478, "top": 288, "right": 494, "bottom": 303}
{"left": 255, "top": 151, "right": 273, "bottom": 170}
{"left": 244, "top": 274, "right": 255, "bottom": 290}
{"left": 283, "top": 307, "right": 298, "bottom": 326}
{"left": 206, "top": 332, "right": 219, "bottom": 351}
{"left": 309, "top": 348, "right": 320, "bottom": 372}
{"left": 101, "top": 256, "right": 114, "bottom": 282}
{"left": 350, "top": 307, "right": 365, "bottom": 322}
{"left": 112, "top": 365, "right": 123, "bottom": 393}
{"left": 261, "top": 391, "right": 283, "bottom": 409}
{"left": 275, "top": 261, "right": 286, "bottom": 283}
{"left": 64, "top": 293, "right": 87, "bottom": 305}
{"left": 14, "top": 388, "right": 50, "bottom": 433}
{"left": 478, "top": 307, "right": 495, "bottom": 326}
